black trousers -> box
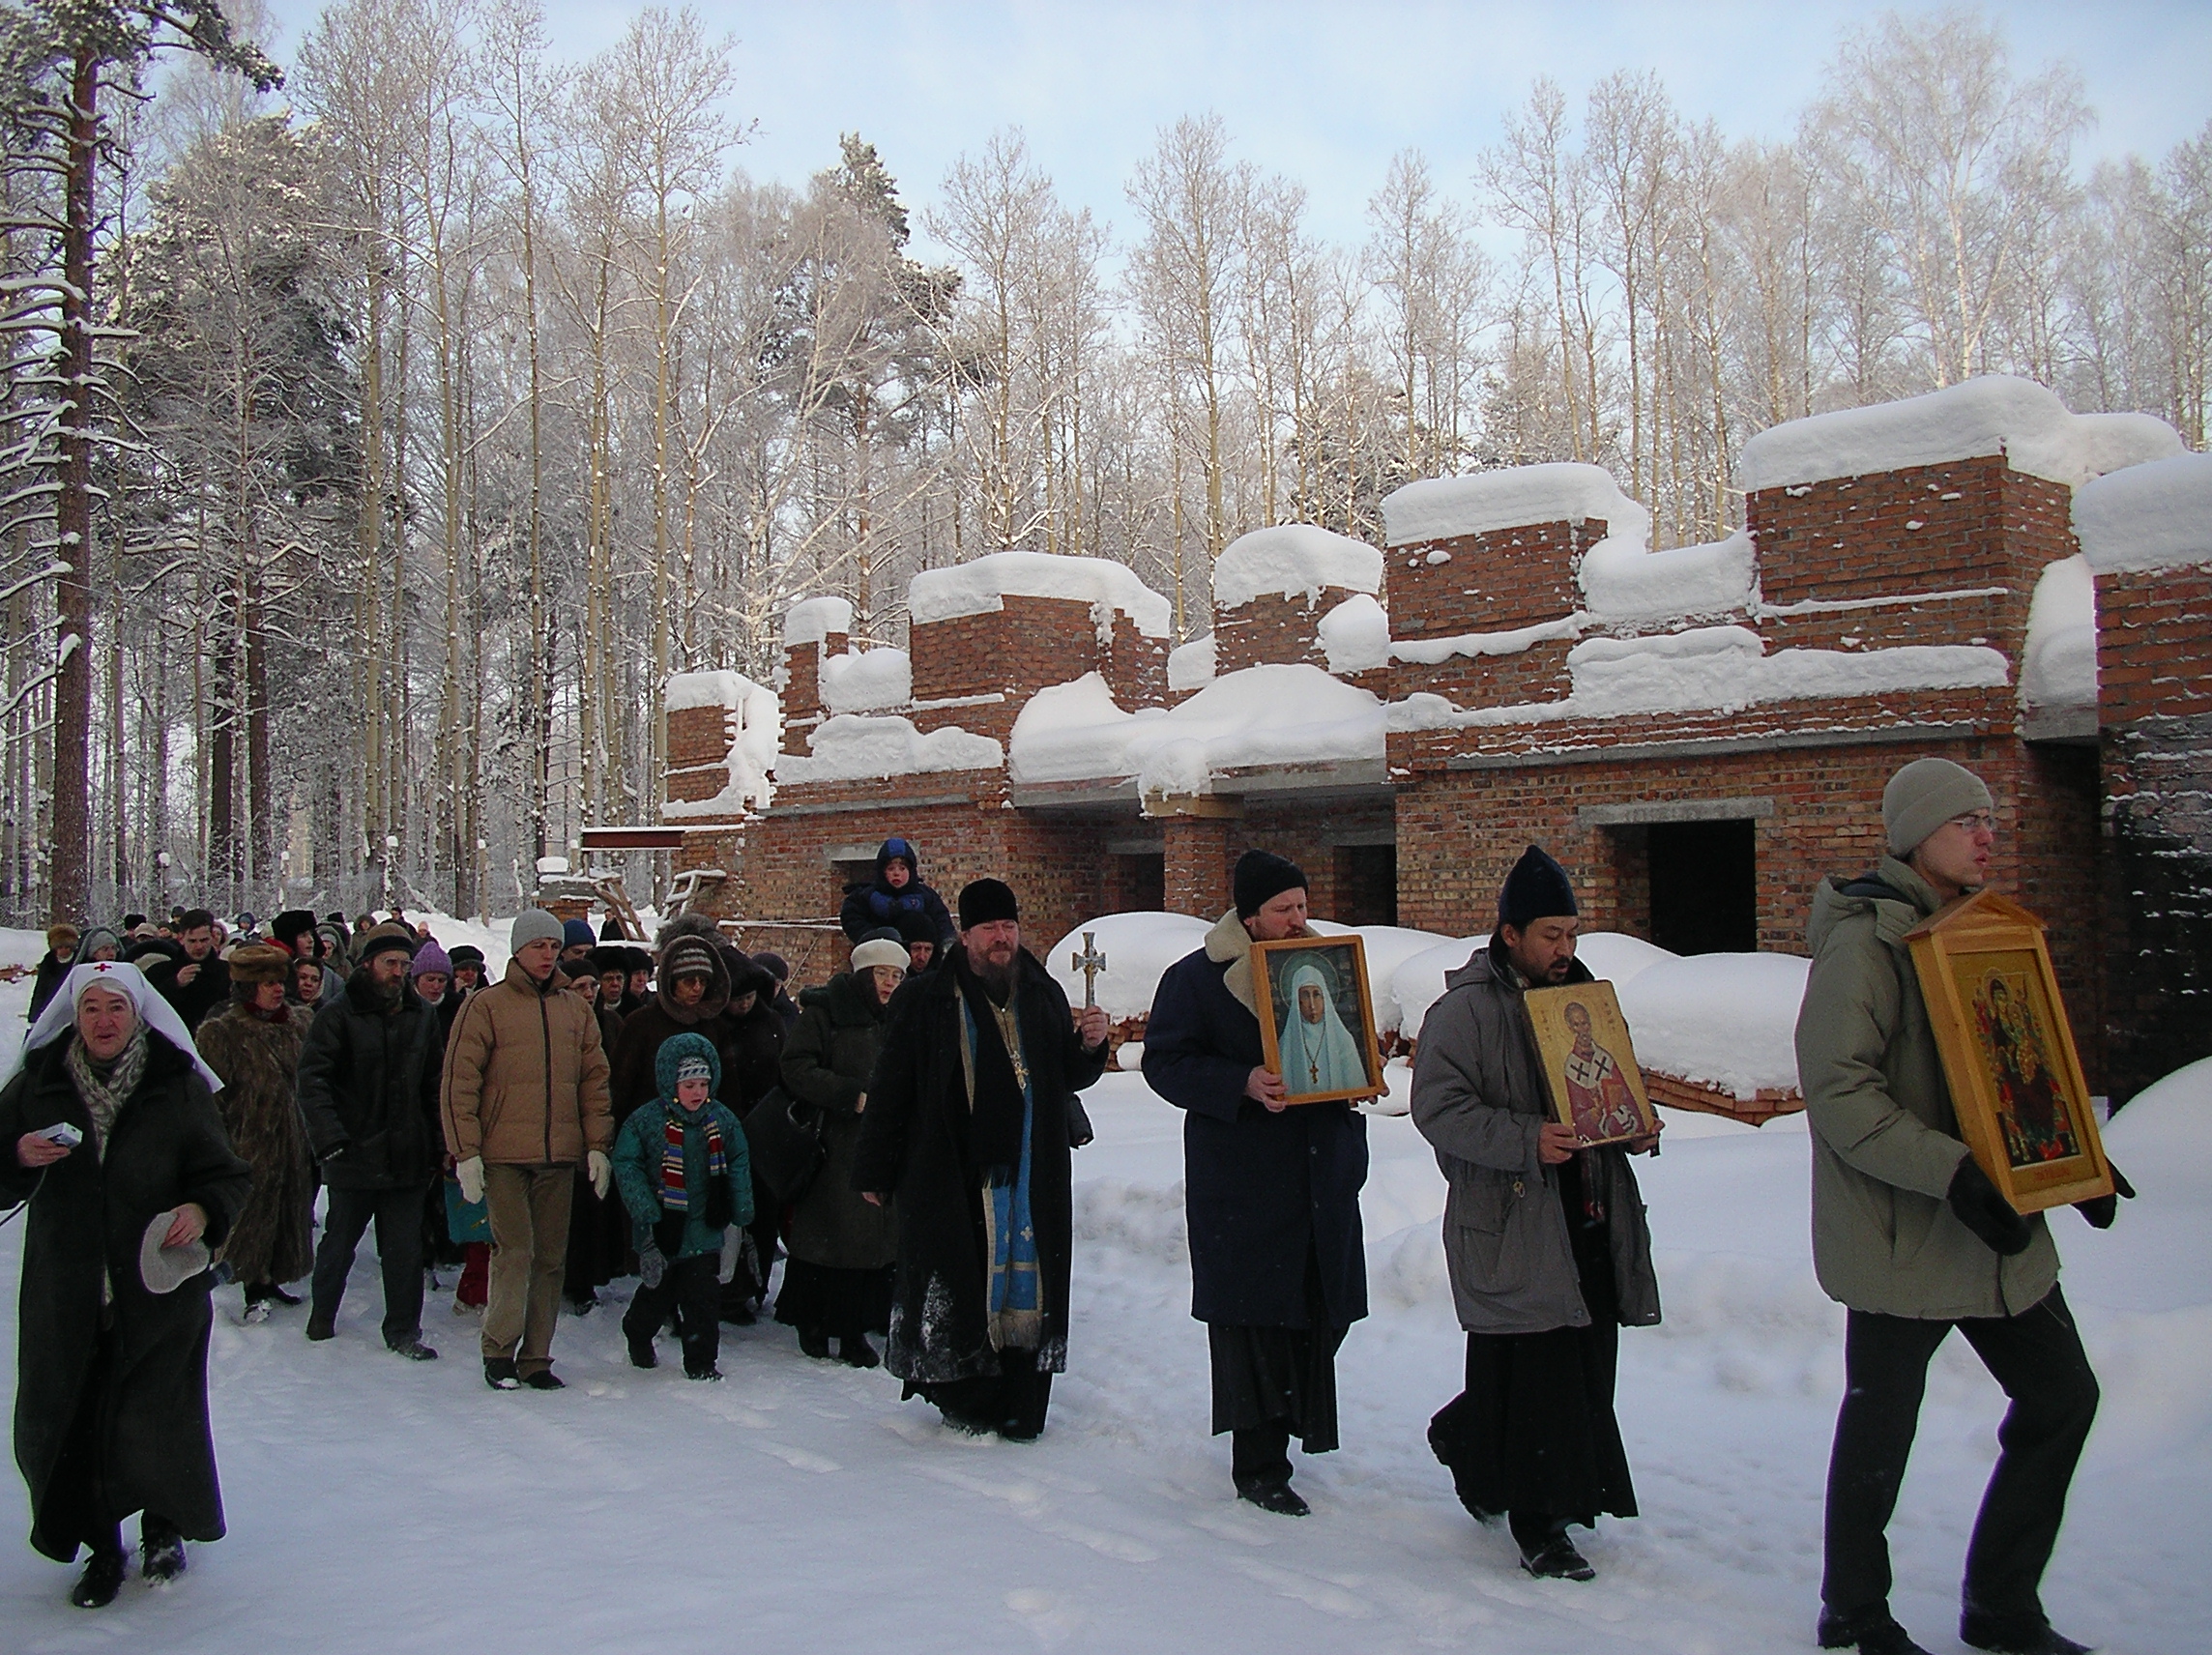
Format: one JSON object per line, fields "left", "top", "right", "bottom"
{"left": 312, "top": 1184, "right": 426, "bottom": 1348}
{"left": 919, "top": 1347, "right": 1053, "bottom": 1440}
{"left": 1823, "top": 1286, "right": 2099, "bottom": 1630}
{"left": 623, "top": 1252, "right": 722, "bottom": 1375}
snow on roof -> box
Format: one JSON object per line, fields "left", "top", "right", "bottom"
{"left": 1317, "top": 595, "right": 1391, "bottom": 674}
{"left": 1166, "top": 634, "right": 1216, "bottom": 693}
{"left": 819, "top": 648, "right": 912, "bottom": 715}
{"left": 1212, "top": 524, "right": 1382, "bottom": 608}
{"left": 773, "top": 713, "right": 1002, "bottom": 785}
{"left": 2020, "top": 555, "right": 2097, "bottom": 713}
{"left": 1617, "top": 952, "right": 1809, "bottom": 1099}
{"left": 2073, "top": 450, "right": 2212, "bottom": 574}
{"left": 1391, "top": 615, "right": 1584, "bottom": 665}
{"left": 1737, "top": 374, "right": 2183, "bottom": 494}
{"left": 662, "top": 670, "right": 780, "bottom": 817}
{"left": 1042, "top": 911, "right": 1213, "bottom": 1022}
{"left": 1389, "top": 624, "right": 2010, "bottom": 732}
{"left": 1580, "top": 530, "right": 1756, "bottom": 622}
{"left": 1382, "top": 463, "right": 1651, "bottom": 548}
{"left": 907, "top": 550, "right": 1173, "bottom": 638}
{"left": 1008, "top": 665, "right": 1384, "bottom": 797}
{"left": 781, "top": 595, "right": 854, "bottom": 650}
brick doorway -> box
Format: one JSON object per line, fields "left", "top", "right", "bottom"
{"left": 1646, "top": 820, "right": 1757, "bottom": 955}
{"left": 1333, "top": 843, "right": 1399, "bottom": 927}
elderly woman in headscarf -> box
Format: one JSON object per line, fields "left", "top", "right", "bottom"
{"left": 193, "top": 944, "right": 315, "bottom": 1323}
{"left": 0, "top": 961, "right": 249, "bottom": 1609}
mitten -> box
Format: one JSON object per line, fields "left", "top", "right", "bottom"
{"left": 1947, "top": 1156, "right": 2034, "bottom": 1256}
{"left": 587, "top": 1150, "right": 612, "bottom": 1201}
{"left": 2074, "top": 1160, "right": 2137, "bottom": 1230}
{"left": 638, "top": 1240, "right": 667, "bottom": 1290}
{"left": 717, "top": 1228, "right": 740, "bottom": 1285}
{"left": 455, "top": 1156, "right": 485, "bottom": 1206}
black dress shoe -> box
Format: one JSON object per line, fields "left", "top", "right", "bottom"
{"left": 627, "top": 1334, "right": 658, "bottom": 1370}
{"left": 1960, "top": 1615, "right": 2092, "bottom": 1655}
{"left": 267, "top": 1284, "right": 304, "bottom": 1306}
{"left": 522, "top": 1368, "right": 565, "bottom": 1390}
{"left": 1818, "top": 1607, "right": 1933, "bottom": 1654}
{"left": 838, "top": 1334, "right": 881, "bottom": 1368}
{"left": 1519, "top": 1534, "right": 1596, "bottom": 1581}
{"left": 139, "top": 1521, "right": 187, "bottom": 1585}
{"left": 305, "top": 1317, "right": 335, "bottom": 1342}
{"left": 484, "top": 1358, "right": 521, "bottom": 1390}
{"left": 798, "top": 1326, "right": 832, "bottom": 1360}
{"left": 70, "top": 1549, "right": 126, "bottom": 1608}
{"left": 1237, "top": 1480, "right": 1310, "bottom": 1517}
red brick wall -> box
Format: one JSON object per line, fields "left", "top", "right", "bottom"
{"left": 909, "top": 595, "right": 1159, "bottom": 740}
{"left": 2097, "top": 564, "right": 2212, "bottom": 725}
{"left": 1214, "top": 587, "right": 1361, "bottom": 676}
{"left": 780, "top": 633, "right": 843, "bottom": 730}
{"left": 1391, "top": 637, "right": 1575, "bottom": 711}
{"left": 1384, "top": 516, "right": 1612, "bottom": 640}
{"left": 666, "top": 705, "right": 735, "bottom": 804}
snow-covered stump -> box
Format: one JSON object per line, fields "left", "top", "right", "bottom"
{"left": 2079, "top": 452, "right": 2212, "bottom": 1100}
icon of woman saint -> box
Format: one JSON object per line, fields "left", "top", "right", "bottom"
{"left": 1275, "top": 958, "right": 1367, "bottom": 1097}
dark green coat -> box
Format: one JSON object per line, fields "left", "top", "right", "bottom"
{"left": 779, "top": 971, "right": 898, "bottom": 1271}
{"left": 0, "top": 1032, "right": 250, "bottom": 1559}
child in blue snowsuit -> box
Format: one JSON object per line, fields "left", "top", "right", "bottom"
{"left": 613, "top": 1032, "right": 754, "bottom": 1379}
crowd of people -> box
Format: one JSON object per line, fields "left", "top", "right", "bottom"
{"left": 0, "top": 770, "right": 2129, "bottom": 1655}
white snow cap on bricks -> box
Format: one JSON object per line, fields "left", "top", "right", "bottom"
{"left": 1580, "top": 529, "right": 1756, "bottom": 622}
{"left": 1382, "top": 463, "right": 1650, "bottom": 548}
{"left": 1738, "top": 374, "right": 2182, "bottom": 494}
{"left": 907, "top": 549, "right": 1173, "bottom": 638}
{"left": 2074, "top": 450, "right": 2212, "bottom": 574}
{"left": 774, "top": 713, "right": 1002, "bottom": 784}
{"left": 781, "top": 595, "right": 854, "bottom": 649}
{"left": 1318, "top": 594, "right": 1391, "bottom": 674}
{"left": 1009, "top": 665, "right": 1383, "bottom": 794}
{"left": 1212, "top": 523, "right": 1382, "bottom": 608}
{"left": 662, "top": 670, "right": 780, "bottom": 817}
{"left": 2020, "top": 556, "right": 2098, "bottom": 713}
{"left": 818, "top": 648, "right": 912, "bottom": 714}
{"left": 1166, "top": 634, "right": 1216, "bottom": 692}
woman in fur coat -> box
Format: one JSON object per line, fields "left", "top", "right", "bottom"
{"left": 194, "top": 944, "right": 315, "bottom": 1321}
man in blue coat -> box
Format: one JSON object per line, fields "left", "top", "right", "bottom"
{"left": 1144, "top": 851, "right": 1371, "bottom": 1516}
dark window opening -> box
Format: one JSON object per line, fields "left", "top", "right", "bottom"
{"left": 1646, "top": 820, "right": 1756, "bottom": 954}
{"left": 1115, "top": 852, "right": 1165, "bottom": 914}
{"left": 830, "top": 858, "right": 875, "bottom": 913}
{"left": 1333, "top": 843, "right": 1398, "bottom": 928}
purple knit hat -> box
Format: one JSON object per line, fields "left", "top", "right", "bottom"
{"left": 409, "top": 939, "right": 452, "bottom": 978}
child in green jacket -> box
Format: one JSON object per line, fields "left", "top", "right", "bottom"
{"left": 613, "top": 1032, "right": 754, "bottom": 1379}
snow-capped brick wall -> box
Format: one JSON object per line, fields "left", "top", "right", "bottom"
{"left": 2078, "top": 451, "right": 2212, "bottom": 1099}
{"left": 778, "top": 598, "right": 853, "bottom": 733}
{"left": 908, "top": 595, "right": 1165, "bottom": 744}
{"left": 1212, "top": 525, "right": 1385, "bottom": 677}
{"left": 662, "top": 670, "right": 780, "bottom": 818}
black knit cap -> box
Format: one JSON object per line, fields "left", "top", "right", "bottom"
{"left": 957, "top": 878, "right": 1020, "bottom": 929}
{"left": 1498, "top": 844, "right": 1578, "bottom": 931}
{"left": 1234, "top": 850, "right": 1307, "bottom": 918}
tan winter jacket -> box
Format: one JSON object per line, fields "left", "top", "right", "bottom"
{"left": 440, "top": 960, "right": 613, "bottom": 1167}
{"left": 1795, "top": 856, "right": 2059, "bottom": 1320}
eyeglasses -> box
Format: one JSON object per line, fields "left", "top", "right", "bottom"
{"left": 1945, "top": 811, "right": 1995, "bottom": 834}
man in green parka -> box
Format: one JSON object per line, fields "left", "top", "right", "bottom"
{"left": 1796, "top": 757, "right": 2127, "bottom": 1655}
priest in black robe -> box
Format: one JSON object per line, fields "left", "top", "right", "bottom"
{"left": 1144, "top": 852, "right": 1371, "bottom": 1516}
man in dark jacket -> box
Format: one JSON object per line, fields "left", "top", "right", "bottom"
{"left": 141, "top": 908, "right": 230, "bottom": 1031}
{"left": 296, "top": 921, "right": 444, "bottom": 1360}
{"left": 1796, "top": 759, "right": 2115, "bottom": 1655}
{"left": 25, "top": 922, "right": 77, "bottom": 1024}
{"left": 838, "top": 836, "right": 955, "bottom": 948}
{"left": 854, "top": 879, "right": 1110, "bottom": 1439}
{"left": 1143, "top": 851, "right": 1372, "bottom": 1518}
{"left": 1410, "top": 845, "right": 1663, "bottom": 1582}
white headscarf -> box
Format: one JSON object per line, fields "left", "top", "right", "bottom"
{"left": 1276, "top": 960, "right": 1368, "bottom": 1095}
{"left": 7, "top": 959, "right": 224, "bottom": 1092}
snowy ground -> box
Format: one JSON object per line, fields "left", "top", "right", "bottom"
{"left": 1, "top": 953, "right": 2206, "bottom": 1653}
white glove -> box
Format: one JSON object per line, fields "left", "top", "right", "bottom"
{"left": 588, "top": 1150, "right": 612, "bottom": 1201}
{"left": 717, "top": 1228, "right": 740, "bottom": 1285}
{"left": 455, "top": 1156, "right": 485, "bottom": 1206}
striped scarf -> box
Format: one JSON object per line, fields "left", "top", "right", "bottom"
{"left": 659, "top": 1108, "right": 728, "bottom": 1213}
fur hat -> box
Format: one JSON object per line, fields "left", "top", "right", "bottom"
{"left": 957, "top": 878, "right": 1019, "bottom": 929}
{"left": 448, "top": 944, "right": 486, "bottom": 971}
{"left": 1883, "top": 757, "right": 1994, "bottom": 857}
{"left": 1498, "top": 844, "right": 1578, "bottom": 931}
{"left": 45, "top": 921, "right": 78, "bottom": 950}
{"left": 227, "top": 944, "right": 291, "bottom": 988}
{"left": 1233, "top": 850, "right": 1307, "bottom": 919}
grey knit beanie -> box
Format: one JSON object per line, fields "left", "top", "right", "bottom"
{"left": 509, "top": 909, "right": 566, "bottom": 953}
{"left": 1883, "top": 758, "right": 1994, "bottom": 856}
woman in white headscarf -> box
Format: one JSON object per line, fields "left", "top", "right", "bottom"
{"left": 0, "top": 962, "right": 248, "bottom": 1609}
{"left": 1275, "top": 960, "right": 1368, "bottom": 1098}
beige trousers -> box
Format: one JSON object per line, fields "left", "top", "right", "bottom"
{"left": 482, "top": 1163, "right": 573, "bottom": 1375}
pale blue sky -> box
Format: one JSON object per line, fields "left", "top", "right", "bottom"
{"left": 247, "top": 1, "right": 2212, "bottom": 262}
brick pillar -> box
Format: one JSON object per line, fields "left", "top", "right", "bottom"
{"left": 1163, "top": 816, "right": 1234, "bottom": 916}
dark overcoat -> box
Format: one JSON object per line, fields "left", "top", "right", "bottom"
{"left": 852, "top": 946, "right": 1106, "bottom": 1382}
{"left": 780, "top": 970, "right": 898, "bottom": 1271}
{"left": 141, "top": 952, "right": 230, "bottom": 1031}
{"left": 0, "top": 1032, "right": 251, "bottom": 1559}
{"left": 1143, "top": 913, "right": 1370, "bottom": 1330}
{"left": 296, "top": 969, "right": 444, "bottom": 1189}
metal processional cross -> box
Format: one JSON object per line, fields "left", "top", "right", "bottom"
{"left": 1070, "top": 931, "right": 1107, "bottom": 1009}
